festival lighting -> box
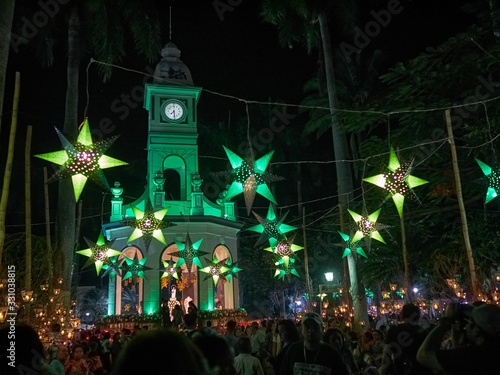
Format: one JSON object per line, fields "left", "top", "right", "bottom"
{"left": 338, "top": 231, "right": 367, "bottom": 258}
{"left": 127, "top": 200, "right": 173, "bottom": 250}
{"left": 476, "top": 159, "right": 500, "bottom": 203}
{"left": 170, "top": 233, "right": 208, "bottom": 272}
{"left": 347, "top": 209, "right": 386, "bottom": 243}
{"left": 77, "top": 231, "right": 122, "bottom": 275}
{"left": 247, "top": 204, "right": 297, "bottom": 248}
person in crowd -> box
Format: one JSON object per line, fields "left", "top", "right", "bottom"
{"left": 323, "top": 328, "right": 359, "bottom": 375}
{"left": 204, "top": 320, "right": 217, "bottom": 335}
{"left": 235, "top": 324, "right": 246, "bottom": 339}
{"left": 110, "top": 332, "right": 122, "bottom": 367}
{"left": 172, "top": 304, "right": 184, "bottom": 329}
{"left": 100, "top": 332, "right": 112, "bottom": 373}
{"left": 279, "top": 312, "right": 348, "bottom": 375}
{"left": 234, "top": 337, "right": 265, "bottom": 375}
{"left": 249, "top": 321, "right": 266, "bottom": 355}
{"left": 49, "top": 345, "right": 69, "bottom": 375}
{"left": 111, "top": 330, "right": 208, "bottom": 375}
{"left": 225, "top": 320, "right": 239, "bottom": 356}
{"left": 264, "top": 320, "right": 278, "bottom": 358}
{"left": 417, "top": 302, "right": 500, "bottom": 374}
{"left": 65, "top": 344, "right": 90, "bottom": 375}
{"left": 182, "top": 313, "right": 199, "bottom": 338}
{"left": 193, "top": 332, "right": 236, "bottom": 375}
{"left": 272, "top": 320, "right": 301, "bottom": 374}
{"left": 379, "top": 303, "right": 432, "bottom": 375}
{"left": 1, "top": 324, "right": 58, "bottom": 375}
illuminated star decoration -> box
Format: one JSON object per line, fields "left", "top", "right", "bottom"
{"left": 219, "top": 146, "right": 283, "bottom": 214}
{"left": 265, "top": 239, "right": 303, "bottom": 269}
{"left": 34, "top": 118, "right": 128, "bottom": 201}
{"left": 124, "top": 304, "right": 131, "bottom": 312}
{"left": 76, "top": 231, "right": 122, "bottom": 275}
{"left": 348, "top": 209, "right": 386, "bottom": 244}
{"left": 273, "top": 255, "right": 299, "bottom": 279}
{"left": 170, "top": 233, "right": 209, "bottom": 272}
{"left": 476, "top": 159, "right": 500, "bottom": 203}
{"left": 160, "top": 257, "right": 182, "bottom": 280}
{"left": 122, "top": 254, "right": 151, "bottom": 285}
{"left": 200, "top": 257, "right": 231, "bottom": 286}
{"left": 101, "top": 257, "right": 121, "bottom": 277}
{"left": 225, "top": 259, "right": 242, "bottom": 283}
{"left": 363, "top": 147, "right": 428, "bottom": 217}
{"left": 127, "top": 200, "right": 173, "bottom": 251}
{"left": 338, "top": 231, "right": 367, "bottom": 258}
{"left": 247, "top": 204, "right": 297, "bottom": 248}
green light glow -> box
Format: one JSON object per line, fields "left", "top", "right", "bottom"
{"left": 247, "top": 204, "right": 297, "bottom": 247}
{"left": 160, "top": 258, "right": 181, "bottom": 280}
{"left": 200, "top": 257, "right": 231, "bottom": 286}
{"left": 348, "top": 209, "right": 386, "bottom": 244}
{"left": 34, "top": 118, "right": 128, "bottom": 201}
{"left": 363, "top": 147, "right": 428, "bottom": 217}
{"left": 126, "top": 201, "right": 173, "bottom": 250}
{"left": 220, "top": 146, "right": 283, "bottom": 214}
{"left": 338, "top": 231, "right": 367, "bottom": 258}
{"left": 122, "top": 255, "right": 150, "bottom": 284}
{"left": 476, "top": 159, "right": 500, "bottom": 203}
{"left": 76, "top": 231, "right": 122, "bottom": 275}
{"left": 171, "top": 233, "right": 208, "bottom": 272}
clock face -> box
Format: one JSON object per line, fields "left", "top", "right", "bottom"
{"left": 164, "top": 102, "right": 184, "bottom": 120}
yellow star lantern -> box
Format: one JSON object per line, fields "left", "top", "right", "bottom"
{"left": 348, "top": 209, "right": 386, "bottom": 244}
{"left": 76, "top": 231, "right": 122, "bottom": 275}
{"left": 34, "top": 118, "right": 128, "bottom": 201}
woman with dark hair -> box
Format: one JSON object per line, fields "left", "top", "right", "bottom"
{"left": 324, "top": 328, "right": 360, "bottom": 375}
{"left": 65, "top": 344, "right": 89, "bottom": 375}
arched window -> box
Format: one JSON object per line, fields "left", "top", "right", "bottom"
{"left": 116, "top": 247, "right": 144, "bottom": 315}
{"left": 164, "top": 169, "right": 181, "bottom": 200}
{"left": 213, "top": 245, "right": 233, "bottom": 310}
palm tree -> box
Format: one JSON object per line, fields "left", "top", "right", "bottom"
{"left": 261, "top": 0, "right": 370, "bottom": 328}
{"left": 17, "top": 0, "right": 161, "bottom": 309}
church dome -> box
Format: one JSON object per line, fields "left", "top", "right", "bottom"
{"left": 153, "top": 41, "right": 194, "bottom": 85}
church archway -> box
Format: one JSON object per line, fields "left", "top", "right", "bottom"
{"left": 213, "top": 245, "right": 235, "bottom": 310}
{"left": 116, "top": 247, "right": 144, "bottom": 315}
{"left": 163, "top": 155, "right": 186, "bottom": 200}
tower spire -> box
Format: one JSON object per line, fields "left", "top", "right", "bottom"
{"left": 169, "top": 6, "right": 172, "bottom": 41}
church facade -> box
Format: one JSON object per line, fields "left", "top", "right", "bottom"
{"left": 101, "top": 41, "right": 242, "bottom": 317}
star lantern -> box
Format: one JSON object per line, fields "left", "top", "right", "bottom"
{"left": 225, "top": 259, "right": 242, "bottom": 283}
{"left": 101, "top": 257, "right": 121, "bottom": 277}
{"left": 264, "top": 240, "right": 303, "bottom": 269}
{"left": 338, "top": 231, "right": 367, "bottom": 258}
{"left": 476, "top": 159, "right": 500, "bottom": 203}
{"left": 126, "top": 200, "right": 173, "bottom": 251}
{"left": 170, "top": 233, "right": 209, "bottom": 272}
{"left": 219, "top": 146, "right": 283, "bottom": 214}
{"left": 76, "top": 231, "right": 122, "bottom": 275}
{"left": 274, "top": 256, "right": 299, "bottom": 279}
{"left": 160, "top": 257, "right": 182, "bottom": 280}
{"left": 247, "top": 204, "right": 297, "bottom": 248}
{"left": 34, "top": 118, "right": 128, "bottom": 201}
{"left": 121, "top": 254, "right": 151, "bottom": 285}
{"left": 363, "top": 147, "right": 428, "bottom": 217}
{"left": 200, "top": 257, "right": 231, "bottom": 286}
{"left": 347, "top": 209, "right": 386, "bottom": 244}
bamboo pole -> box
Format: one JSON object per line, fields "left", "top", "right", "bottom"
{"left": 302, "top": 207, "right": 313, "bottom": 310}
{"left": 43, "top": 167, "right": 53, "bottom": 284}
{"left": 0, "top": 71, "right": 20, "bottom": 268}
{"left": 445, "top": 109, "right": 480, "bottom": 299}
{"left": 400, "top": 210, "right": 412, "bottom": 302}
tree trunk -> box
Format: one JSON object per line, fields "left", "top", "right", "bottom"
{"left": 25, "top": 125, "right": 32, "bottom": 292}
{"left": 56, "top": 5, "right": 79, "bottom": 308}
{"left": 0, "top": 71, "right": 20, "bottom": 269}
{"left": 0, "top": 0, "right": 15, "bottom": 140}
{"left": 317, "top": 12, "right": 368, "bottom": 330}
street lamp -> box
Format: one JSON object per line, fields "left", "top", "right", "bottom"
{"left": 324, "top": 272, "right": 334, "bottom": 282}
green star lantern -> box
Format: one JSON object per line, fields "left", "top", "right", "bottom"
{"left": 122, "top": 254, "right": 151, "bottom": 284}
{"left": 170, "top": 233, "right": 209, "bottom": 272}
{"left": 225, "top": 259, "right": 242, "bottom": 283}
{"left": 338, "top": 231, "right": 367, "bottom": 258}
{"left": 76, "top": 231, "right": 122, "bottom": 275}
{"left": 160, "top": 257, "right": 182, "bottom": 280}
{"left": 34, "top": 118, "right": 128, "bottom": 201}
{"left": 220, "top": 146, "right": 283, "bottom": 214}
{"left": 247, "top": 204, "right": 297, "bottom": 248}
{"left": 348, "top": 209, "right": 386, "bottom": 244}
{"left": 264, "top": 240, "right": 303, "bottom": 268}
{"left": 363, "top": 147, "right": 428, "bottom": 217}
{"left": 476, "top": 159, "right": 500, "bottom": 203}
{"left": 274, "top": 256, "right": 299, "bottom": 279}
{"left": 200, "top": 257, "right": 231, "bottom": 286}
{"left": 127, "top": 200, "right": 173, "bottom": 251}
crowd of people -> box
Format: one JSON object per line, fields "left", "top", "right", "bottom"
{"left": 2, "top": 301, "right": 500, "bottom": 374}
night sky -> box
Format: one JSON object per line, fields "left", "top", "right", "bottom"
{"left": 1, "top": 0, "right": 476, "bottom": 265}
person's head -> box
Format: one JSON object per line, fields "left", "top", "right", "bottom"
{"left": 72, "top": 344, "right": 85, "bottom": 360}
{"left": 113, "top": 332, "right": 121, "bottom": 342}
{"left": 226, "top": 320, "right": 236, "bottom": 333}
{"left": 206, "top": 320, "right": 212, "bottom": 328}
{"left": 401, "top": 303, "right": 420, "bottom": 324}
{"left": 465, "top": 303, "right": 500, "bottom": 346}
{"left": 301, "top": 312, "right": 323, "bottom": 347}
{"left": 112, "top": 330, "right": 208, "bottom": 375}
{"left": 324, "top": 328, "right": 344, "bottom": 351}
{"left": 250, "top": 321, "right": 259, "bottom": 334}
{"left": 57, "top": 345, "right": 69, "bottom": 362}
{"left": 234, "top": 325, "right": 243, "bottom": 338}
{"left": 103, "top": 332, "right": 111, "bottom": 340}
{"left": 194, "top": 334, "right": 235, "bottom": 375}
{"left": 184, "top": 313, "right": 197, "bottom": 329}
{"left": 237, "top": 337, "right": 252, "bottom": 354}
{"left": 266, "top": 320, "right": 275, "bottom": 334}
{"left": 277, "top": 320, "right": 300, "bottom": 345}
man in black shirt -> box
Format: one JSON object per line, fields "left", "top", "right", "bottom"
{"left": 279, "top": 312, "right": 348, "bottom": 375}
